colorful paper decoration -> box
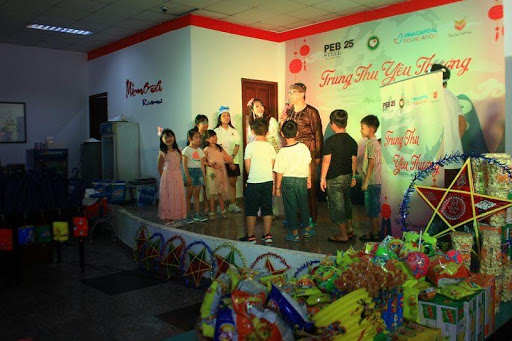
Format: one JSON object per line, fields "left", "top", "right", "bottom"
{"left": 139, "top": 233, "right": 164, "bottom": 272}
{"left": 160, "top": 235, "right": 186, "bottom": 280}
{"left": 133, "top": 224, "right": 149, "bottom": 261}
{"left": 213, "top": 243, "right": 246, "bottom": 278}
{"left": 181, "top": 241, "right": 214, "bottom": 288}
{"left": 250, "top": 252, "right": 291, "bottom": 276}
{"left": 416, "top": 159, "right": 512, "bottom": 241}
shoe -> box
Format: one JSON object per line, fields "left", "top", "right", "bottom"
{"left": 229, "top": 204, "right": 242, "bottom": 213}
{"left": 217, "top": 205, "right": 222, "bottom": 214}
{"left": 221, "top": 210, "right": 228, "bottom": 219}
{"left": 209, "top": 212, "right": 217, "bottom": 221}
{"left": 194, "top": 213, "right": 208, "bottom": 222}
{"left": 309, "top": 217, "right": 317, "bottom": 227}
{"left": 239, "top": 234, "right": 256, "bottom": 243}
{"left": 262, "top": 233, "right": 273, "bottom": 243}
{"left": 185, "top": 215, "right": 194, "bottom": 224}
{"left": 302, "top": 228, "right": 317, "bottom": 238}
{"left": 285, "top": 233, "right": 300, "bottom": 242}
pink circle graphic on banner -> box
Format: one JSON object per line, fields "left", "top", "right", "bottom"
{"left": 300, "top": 45, "right": 310, "bottom": 56}
{"left": 289, "top": 59, "right": 302, "bottom": 73}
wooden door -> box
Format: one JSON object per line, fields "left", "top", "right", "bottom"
{"left": 241, "top": 78, "right": 278, "bottom": 182}
{"left": 89, "top": 92, "right": 108, "bottom": 140}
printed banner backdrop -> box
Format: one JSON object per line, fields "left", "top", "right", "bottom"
{"left": 285, "top": 0, "right": 504, "bottom": 232}
{"left": 381, "top": 72, "right": 445, "bottom": 234}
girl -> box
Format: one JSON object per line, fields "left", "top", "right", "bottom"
{"left": 183, "top": 129, "right": 208, "bottom": 223}
{"left": 192, "top": 114, "right": 210, "bottom": 214}
{"left": 204, "top": 130, "right": 230, "bottom": 220}
{"left": 157, "top": 127, "right": 187, "bottom": 226}
{"left": 214, "top": 105, "right": 242, "bottom": 213}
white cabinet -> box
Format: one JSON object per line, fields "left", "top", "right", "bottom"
{"left": 100, "top": 121, "right": 140, "bottom": 180}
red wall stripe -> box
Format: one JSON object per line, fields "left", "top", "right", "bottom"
{"left": 87, "top": 0, "right": 462, "bottom": 61}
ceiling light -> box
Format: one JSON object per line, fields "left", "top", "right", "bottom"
{"left": 26, "top": 24, "right": 93, "bottom": 36}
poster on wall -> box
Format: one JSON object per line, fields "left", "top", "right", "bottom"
{"left": 284, "top": 0, "right": 504, "bottom": 233}
{"left": 0, "top": 102, "right": 26, "bottom": 143}
{"left": 381, "top": 72, "right": 445, "bottom": 234}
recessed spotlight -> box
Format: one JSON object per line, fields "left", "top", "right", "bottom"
{"left": 26, "top": 24, "right": 93, "bottom": 36}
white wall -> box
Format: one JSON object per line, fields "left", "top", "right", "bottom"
{"left": 88, "top": 27, "right": 193, "bottom": 180}
{"left": 0, "top": 43, "right": 88, "bottom": 173}
{"left": 505, "top": 0, "right": 512, "bottom": 152}
{"left": 190, "top": 27, "right": 285, "bottom": 195}
{"left": 88, "top": 26, "right": 285, "bottom": 196}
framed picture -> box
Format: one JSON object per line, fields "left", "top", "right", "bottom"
{"left": 0, "top": 102, "right": 26, "bottom": 143}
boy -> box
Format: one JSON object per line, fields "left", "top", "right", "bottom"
{"left": 359, "top": 114, "right": 382, "bottom": 242}
{"left": 319, "top": 109, "right": 357, "bottom": 243}
{"left": 274, "top": 120, "right": 314, "bottom": 242}
{"left": 239, "top": 119, "right": 276, "bottom": 243}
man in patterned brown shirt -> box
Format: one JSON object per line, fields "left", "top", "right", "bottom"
{"left": 282, "top": 82, "right": 323, "bottom": 226}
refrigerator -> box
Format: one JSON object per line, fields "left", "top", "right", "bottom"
{"left": 100, "top": 121, "right": 140, "bottom": 180}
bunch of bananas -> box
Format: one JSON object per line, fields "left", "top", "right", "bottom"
{"left": 312, "top": 288, "right": 384, "bottom": 340}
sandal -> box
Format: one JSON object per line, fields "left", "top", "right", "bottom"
{"left": 328, "top": 235, "right": 349, "bottom": 243}
{"left": 209, "top": 212, "right": 217, "bottom": 221}
{"left": 359, "top": 232, "right": 380, "bottom": 242}
{"left": 302, "top": 228, "right": 317, "bottom": 238}
{"left": 285, "top": 233, "right": 300, "bottom": 242}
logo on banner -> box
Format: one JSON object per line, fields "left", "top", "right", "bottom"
{"left": 393, "top": 27, "right": 438, "bottom": 44}
{"left": 323, "top": 39, "right": 354, "bottom": 59}
{"left": 448, "top": 18, "right": 473, "bottom": 38}
{"left": 367, "top": 36, "right": 380, "bottom": 50}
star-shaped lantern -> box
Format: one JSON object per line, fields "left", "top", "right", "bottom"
{"left": 416, "top": 159, "right": 512, "bottom": 246}
{"left": 215, "top": 249, "right": 238, "bottom": 278}
{"left": 184, "top": 247, "right": 212, "bottom": 288}
{"left": 160, "top": 238, "right": 185, "bottom": 280}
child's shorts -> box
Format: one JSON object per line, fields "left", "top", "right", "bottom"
{"left": 365, "top": 184, "right": 381, "bottom": 218}
{"left": 187, "top": 168, "right": 204, "bottom": 187}
{"left": 244, "top": 181, "right": 273, "bottom": 217}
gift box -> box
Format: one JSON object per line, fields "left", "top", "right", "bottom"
{"left": 72, "top": 217, "right": 89, "bottom": 237}
{"left": 451, "top": 232, "right": 473, "bottom": 271}
{"left": 0, "top": 228, "right": 14, "bottom": 251}
{"left": 502, "top": 266, "right": 512, "bottom": 302}
{"left": 480, "top": 230, "right": 502, "bottom": 276}
{"left": 419, "top": 290, "right": 484, "bottom": 341}
{"left": 18, "top": 225, "right": 35, "bottom": 245}
{"left": 52, "top": 221, "right": 69, "bottom": 242}
{"left": 35, "top": 225, "right": 52, "bottom": 244}
{"left": 466, "top": 274, "right": 496, "bottom": 338}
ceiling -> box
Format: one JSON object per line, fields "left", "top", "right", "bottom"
{"left": 0, "top": 0, "right": 407, "bottom": 53}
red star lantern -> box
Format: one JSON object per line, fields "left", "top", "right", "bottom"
{"left": 160, "top": 236, "right": 185, "bottom": 280}
{"left": 140, "top": 234, "right": 163, "bottom": 271}
{"left": 184, "top": 247, "right": 212, "bottom": 288}
{"left": 416, "top": 159, "right": 512, "bottom": 245}
{"left": 250, "top": 252, "right": 290, "bottom": 276}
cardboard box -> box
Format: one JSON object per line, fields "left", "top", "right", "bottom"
{"left": 419, "top": 290, "right": 484, "bottom": 341}
{"left": 466, "top": 274, "right": 495, "bottom": 338}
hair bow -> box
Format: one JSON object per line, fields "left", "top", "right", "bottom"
{"left": 246, "top": 98, "right": 255, "bottom": 108}
{"left": 157, "top": 126, "right": 163, "bottom": 137}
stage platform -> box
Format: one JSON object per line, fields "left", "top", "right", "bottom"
{"left": 115, "top": 201, "right": 374, "bottom": 275}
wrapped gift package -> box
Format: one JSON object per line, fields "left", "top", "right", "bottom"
{"left": 419, "top": 290, "right": 484, "bottom": 341}
{"left": 451, "top": 232, "right": 473, "bottom": 271}
{"left": 0, "top": 228, "right": 14, "bottom": 251}
{"left": 35, "top": 225, "right": 52, "bottom": 244}
{"left": 391, "top": 321, "right": 442, "bottom": 341}
{"left": 502, "top": 266, "right": 512, "bottom": 302}
{"left": 72, "top": 217, "right": 89, "bottom": 237}
{"left": 480, "top": 230, "right": 503, "bottom": 276}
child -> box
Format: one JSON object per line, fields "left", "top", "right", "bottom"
{"left": 319, "top": 109, "right": 358, "bottom": 243}
{"left": 192, "top": 114, "right": 210, "bottom": 214}
{"left": 157, "top": 127, "right": 187, "bottom": 226}
{"left": 274, "top": 120, "right": 314, "bottom": 242}
{"left": 182, "top": 129, "right": 208, "bottom": 223}
{"left": 204, "top": 130, "right": 230, "bottom": 220}
{"left": 359, "top": 115, "right": 382, "bottom": 242}
{"left": 239, "top": 118, "right": 276, "bottom": 243}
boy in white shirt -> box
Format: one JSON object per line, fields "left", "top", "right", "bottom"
{"left": 274, "top": 120, "right": 314, "bottom": 242}
{"left": 239, "top": 119, "right": 276, "bottom": 243}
